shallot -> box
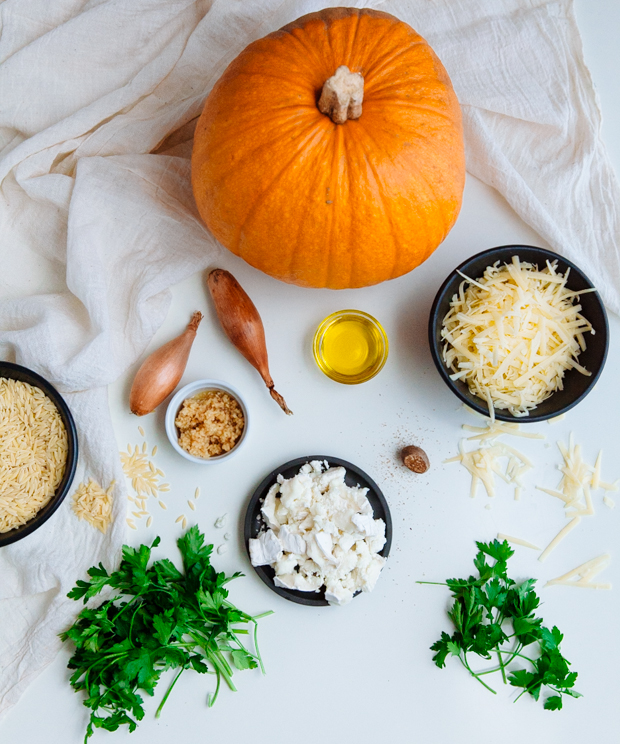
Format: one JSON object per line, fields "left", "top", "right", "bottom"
{"left": 206, "top": 269, "right": 292, "bottom": 415}
{"left": 129, "top": 312, "right": 203, "bottom": 416}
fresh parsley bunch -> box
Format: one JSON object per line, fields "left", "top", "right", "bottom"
{"left": 61, "top": 526, "right": 272, "bottom": 742}
{"left": 419, "top": 539, "right": 581, "bottom": 710}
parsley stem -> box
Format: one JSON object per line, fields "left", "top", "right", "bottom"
{"left": 253, "top": 620, "right": 266, "bottom": 675}
{"left": 156, "top": 667, "right": 184, "bottom": 718}
{"left": 462, "top": 654, "right": 497, "bottom": 694}
{"left": 208, "top": 648, "right": 237, "bottom": 691}
{"left": 497, "top": 650, "right": 507, "bottom": 684}
{"left": 208, "top": 669, "right": 221, "bottom": 708}
{"left": 415, "top": 581, "right": 449, "bottom": 586}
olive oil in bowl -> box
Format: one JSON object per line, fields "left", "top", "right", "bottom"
{"left": 313, "top": 310, "right": 388, "bottom": 384}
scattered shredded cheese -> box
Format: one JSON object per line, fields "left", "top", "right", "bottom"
{"left": 497, "top": 532, "right": 540, "bottom": 550}
{"left": 441, "top": 257, "right": 595, "bottom": 417}
{"left": 538, "top": 517, "right": 581, "bottom": 563}
{"left": 446, "top": 420, "right": 538, "bottom": 498}
{"left": 546, "top": 554, "right": 611, "bottom": 589}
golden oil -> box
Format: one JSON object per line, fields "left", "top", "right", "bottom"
{"left": 313, "top": 310, "right": 388, "bottom": 384}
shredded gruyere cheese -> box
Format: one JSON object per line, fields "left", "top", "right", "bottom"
{"left": 537, "top": 435, "right": 617, "bottom": 517}
{"left": 441, "top": 256, "right": 595, "bottom": 417}
{"left": 445, "top": 420, "right": 538, "bottom": 498}
{"left": 538, "top": 517, "right": 581, "bottom": 562}
{"left": 497, "top": 532, "right": 541, "bottom": 550}
{"left": 546, "top": 554, "right": 611, "bottom": 589}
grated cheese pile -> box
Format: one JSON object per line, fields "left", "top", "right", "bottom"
{"left": 441, "top": 257, "right": 595, "bottom": 417}
{"left": 72, "top": 479, "right": 114, "bottom": 534}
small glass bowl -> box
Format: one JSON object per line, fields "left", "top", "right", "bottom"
{"left": 165, "top": 379, "right": 250, "bottom": 464}
{"left": 312, "top": 309, "right": 389, "bottom": 385}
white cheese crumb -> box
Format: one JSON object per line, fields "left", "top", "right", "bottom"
{"left": 214, "top": 513, "right": 228, "bottom": 529}
{"left": 248, "top": 529, "right": 282, "bottom": 566}
{"left": 217, "top": 544, "right": 228, "bottom": 555}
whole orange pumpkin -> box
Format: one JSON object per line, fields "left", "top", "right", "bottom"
{"left": 192, "top": 8, "right": 465, "bottom": 289}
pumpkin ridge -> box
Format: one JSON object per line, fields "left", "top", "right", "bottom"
{"left": 403, "top": 152, "right": 450, "bottom": 241}
{"left": 286, "top": 131, "right": 335, "bottom": 286}
{"left": 345, "top": 10, "right": 362, "bottom": 68}
{"left": 344, "top": 15, "right": 402, "bottom": 77}
{"left": 235, "top": 124, "right": 331, "bottom": 259}
{"left": 353, "top": 125, "right": 402, "bottom": 284}
{"left": 365, "top": 97, "right": 456, "bottom": 123}
{"left": 232, "top": 70, "right": 314, "bottom": 85}
{"left": 201, "top": 114, "right": 325, "bottom": 192}
{"left": 282, "top": 25, "right": 331, "bottom": 76}
{"left": 363, "top": 38, "right": 427, "bottom": 82}
{"left": 205, "top": 108, "right": 321, "bottom": 155}
{"left": 325, "top": 123, "right": 346, "bottom": 288}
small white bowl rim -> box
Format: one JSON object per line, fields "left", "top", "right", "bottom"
{"left": 165, "top": 379, "right": 250, "bottom": 465}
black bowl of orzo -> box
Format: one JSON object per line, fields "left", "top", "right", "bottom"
{"left": 0, "top": 361, "right": 78, "bottom": 547}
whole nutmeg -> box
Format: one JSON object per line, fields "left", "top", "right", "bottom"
{"left": 401, "top": 445, "right": 430, "bottom": 473}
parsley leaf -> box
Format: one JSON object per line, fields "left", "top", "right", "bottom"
{"left": 418, "top": 539, "right": 581, "bottom": 710}
{"left": 61, "top": 526, "right": 272, "bottom": 742}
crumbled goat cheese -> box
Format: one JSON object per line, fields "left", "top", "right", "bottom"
{"left": 248, "top": 460, "right": 387, "bottom": 605}
{"left": 249, "top": 529, "right": 283, "bottom": 566}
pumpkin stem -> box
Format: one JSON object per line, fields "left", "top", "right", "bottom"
{"left": 318, "top": 66, "right": 364, "bottom": 124}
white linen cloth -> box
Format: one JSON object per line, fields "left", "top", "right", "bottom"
{"left": 0, "top": 0, "right": 619, "bottom": 720}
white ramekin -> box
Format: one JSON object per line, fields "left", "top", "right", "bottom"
{"left": 165, "top": 379, "right": 250, "bottom": 464}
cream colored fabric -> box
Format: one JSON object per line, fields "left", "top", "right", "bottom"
{"left": 1, "top": 0, "right": 618, "bottom": 719}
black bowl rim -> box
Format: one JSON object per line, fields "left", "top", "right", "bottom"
{"left": 243, "top": 455, "right": 392, "bottom": 607}
{"left": 428, "top": 245, "right": 610, "bottom": 423}
{"left": 0, "top": 361, "right": 79, "bottom": 547}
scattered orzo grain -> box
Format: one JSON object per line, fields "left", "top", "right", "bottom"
{"left": 138, "top": 426, "right": 145, "bottom": 437}
{"left": 127, "top": 518, "right": 137, "bottom": 530}
{"left": 71, "top": 479, "right": 114, "bottom": 534}
{"left": 159, "top": 501, "right": 167, "bottom": 510}
{"left": 120, "top": 444, "right": 160, "bottom": 496}
{"left": 188, "top": 500, "right": 196, "bottom": 511}
{"left": 146, "top": 516, "right": 153, "bottom": 527}
{"left": 175, "top": 515, "right": 184, "bottom": 523}
{"left": 0, "top": 378, "right": 68, "bottom": 533}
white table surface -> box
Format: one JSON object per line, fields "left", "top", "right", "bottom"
{"left": 2, "top": 2, "right": 619, "bottom": 743}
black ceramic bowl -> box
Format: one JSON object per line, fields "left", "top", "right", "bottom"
{"left": 0, "top": 362, "right": 78, "bottom": 547}
{"left": 244, "top": 456, "right": 392, "bottom": 607}
{"left": 429, "top": 245, "right": 609, "bottom": 423}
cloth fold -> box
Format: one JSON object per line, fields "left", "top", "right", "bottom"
{"left": 1, "top": 0, "right": 619, "bottom": 720}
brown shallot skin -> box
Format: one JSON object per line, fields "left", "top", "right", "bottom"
{"left": 129, "top": 312, "right": 203, "bottom": 416}
{"left": 207, "top": 269, "right": 292, "bottom": 415}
